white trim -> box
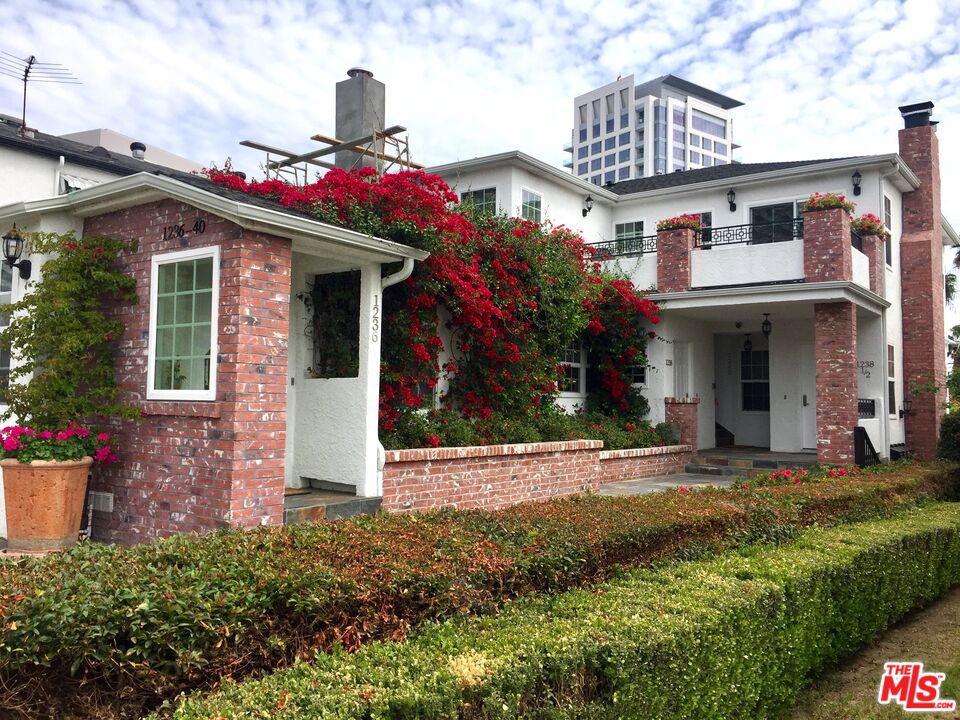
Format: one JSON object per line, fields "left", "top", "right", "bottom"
{"left": 146, "top": 245, "right": 220, "bottom": 402}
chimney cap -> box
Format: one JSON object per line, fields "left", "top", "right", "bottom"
{"left": 347, "top": 67, "right": 374, "bottom": 79}
{"left": 899, "top": 101, "right": 935, "bottom": 128}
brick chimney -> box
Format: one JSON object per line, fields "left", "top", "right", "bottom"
{"left": 897, "top": 101, "right": 946, "bottom": 460}
{"left": 335, "top": 67, "right": 385, "bottom": 170}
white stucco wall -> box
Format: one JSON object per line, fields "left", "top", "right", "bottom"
{"left": 691, "top": 240, "right": 804, "bottom": 288}
{"left": 643, "top": 315, "right": 715, "bottom": 449}
{"left": 852, "top": 248, "right": 870, "bottom": 289}
{"left": 0, "top": 147, "right": 123, "bottom": 207}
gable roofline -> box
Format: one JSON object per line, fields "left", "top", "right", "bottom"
{"left": 0, "top": 172, "right": 428, "bottom": 263}
{"left": 428, "top": 151, "right": 620, "bottom": 203}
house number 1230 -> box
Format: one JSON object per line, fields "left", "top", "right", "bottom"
{"left": 371, "top": 294, "right": 380, "bottom": 342}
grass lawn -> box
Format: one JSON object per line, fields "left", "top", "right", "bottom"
{"left": 791, "top": 586, "right": 960, "bottom": 719}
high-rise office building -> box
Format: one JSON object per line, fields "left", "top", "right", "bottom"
{"left": 565, "top": 74, "right": 743, "bottom": 184}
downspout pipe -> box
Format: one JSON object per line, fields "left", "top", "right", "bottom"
{"left": 381, "top": 256, "right": 415, "bottom": 289}
{"left": 54, "top": 155, "right": 64, "bottom": 195}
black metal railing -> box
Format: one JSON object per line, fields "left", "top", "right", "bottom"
{"left": 851, "top": 229, "right": 863, "bottom": 251}
{"left": 858, "top": 398, "right": 876, "bottom": 419}
{"left": 854, "top": 426, "right": 881, "bottom": 467}
{"left": 589, "top": 234, "right": 658, "bottom": 259}
{"left": 694, "top": 219, "right": 804, "bottom": 248}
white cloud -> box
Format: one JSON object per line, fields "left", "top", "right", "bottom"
{"left": 0, "top": 0, "right": 956, "bottom": 214}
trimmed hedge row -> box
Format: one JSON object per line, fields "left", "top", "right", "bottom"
{"left": 166, "top": 502, "right": 960, "bottom": 719}
{"left": 0, "top": 463, "right": 956, "bottom": 717}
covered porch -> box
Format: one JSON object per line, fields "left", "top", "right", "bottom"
{"left": 646, "top": 281, "right": 893, "bottom": 465}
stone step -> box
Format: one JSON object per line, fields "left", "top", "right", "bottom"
{"left": 689, "top": 456, "right": 818, "bottom": 471}
{"left": 283, "top": 492, "right": 382, "bottom": 525}
{"left": 684, "top": 463, "right": 766, "bottom": 477}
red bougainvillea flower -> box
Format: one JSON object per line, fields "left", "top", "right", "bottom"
{"left": 678, "top": 485, "right": 690, "bottom": 493}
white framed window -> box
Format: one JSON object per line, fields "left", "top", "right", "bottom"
{"left": 884, "top": 195, "right": 893, "bottom": 266}
{"left": 460, "top": 187, "right": 497, "bottom": 215}
{"left": 741, "top": 349, "right": 770, "bottom": 412}
{"left": 560, "top": 343, "right": 584, "bottom": 395}
{"left": 521, "top": 188, "right": 542, "bottom": 223}
{"left": 147, "top": 246, "right": 220, "bottom": 401}
{"left": 628, "top": 364, "right": 646, "bottom": 386}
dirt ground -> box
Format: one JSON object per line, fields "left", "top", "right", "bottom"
{"left": 791, "top": 586, "right": 960, "bottom": 719}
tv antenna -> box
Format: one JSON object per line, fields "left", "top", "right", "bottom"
{"left": 0, "top": 51, "right": 81, "bottom": 133}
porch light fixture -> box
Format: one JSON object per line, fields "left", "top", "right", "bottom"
{"left": 726, "top": 189, "right": 737, "bottom": 212}
{"left": 743, "top": 333, "right": 753, "bottom": 353}
{"left": 852, "top": 170, "right": 862, "bottom": 196}
{"left": 761, "top": 313, "right": 772, "bottom": 338}
{"left": 2, "top": 224, "right": 31, "bottom": 280}
{"left": 582, "top": 195, "right": 594, "bottom": 217}
{"left": 900, "top": 396, "right": 913, "bottom": 418}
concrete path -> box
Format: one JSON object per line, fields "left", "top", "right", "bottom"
{"left": 599, "top": 472, "right": 737, "bottom": 497}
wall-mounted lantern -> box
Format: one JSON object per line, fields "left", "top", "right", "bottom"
{"left": 899, "top": 396, "right": 913, "bottom": 418}
{"left": 582, "top": 195, "right": 594, "bottom": 218}
{"left": 852, "top": 170, "right": 862, "bottom": 196}
{"left": 743, "top": 333, "right": 753, "bottom": 353}
{"left": 726, "top": 188, "right": 737, "bottom": 212}
{"left": 761, "top": 313, "right": 772, "bottom": 338}
{"left": 2, "top": 224, "right": 31, "bottom": 280}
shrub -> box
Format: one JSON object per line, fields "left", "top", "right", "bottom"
{"left": 656, "top": 213, "right": 704, "bottom": 232}
{"left": 938, "top": 412, "right": 960, "bottom": 463}
{"left": 0, "top": 463, "right": 955, "bottom": 717}
{"left": 802, "top": 191, "right": 855, "bottom": 213}
{"left": 165, "top": 503, "right": 960, "bottom": 719}
{"left": 655, "top": 421, "right": 680, "bottom": 446}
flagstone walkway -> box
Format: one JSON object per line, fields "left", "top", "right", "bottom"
{"left": 598, "top": 472, "right": 737, "bottom": 496}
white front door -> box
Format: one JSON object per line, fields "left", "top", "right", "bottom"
{"left": 799, "top": 343, "right": 816, "bottom": 449}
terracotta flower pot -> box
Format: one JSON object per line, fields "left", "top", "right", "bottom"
{"left": 2, "top": 457, "right": 93, "bottom": 552}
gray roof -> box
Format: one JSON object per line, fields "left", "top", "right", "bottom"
{"left": 608, "top": 159, "right": 855, "bottom": 195}
{"left": 633, "top": 74, "right": 744, "bottom": 110}
{"left": 0, "top": 116, "right": 317, "bottom": 219}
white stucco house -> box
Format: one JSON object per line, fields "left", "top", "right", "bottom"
{"left": 429, "top": 101, "right": 958, "bottom": 466}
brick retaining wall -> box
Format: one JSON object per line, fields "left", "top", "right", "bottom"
{"left": 597, "top": 445, "right": 693, "bottom": 484}
{"left": 382, "top": 440, "right": 691, "bottom": 511}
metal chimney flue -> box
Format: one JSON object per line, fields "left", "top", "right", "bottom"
{"left": 899, "top": 101, "right": 936, "bottom": 129}
{"left": 130, "top": 141, "right": 146, "bottom": 160}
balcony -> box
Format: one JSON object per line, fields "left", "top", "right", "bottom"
{"left": 592, "top": 217, "right": 873, "bottom": 292}
{"left": 563, "top": 142, "right": 573, "bottom": 153}
{"left": 563, "top": 158, "right": 574, "bottom": 168}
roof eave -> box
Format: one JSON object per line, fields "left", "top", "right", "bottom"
{"left": 614, "top": 155, "right": 918, "bottom": 201}
{"left": 0, "top": 172, "right": 428, "bottom": 262}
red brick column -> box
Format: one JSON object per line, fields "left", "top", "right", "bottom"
{"left": 804, "top": 207, "right": 852, "bottom": 282}
{"left": 83, "top": 199, "right": 292, "bottom": 544}
{"left": 860, "top": 233, "right": 886, "bottom": 296}
{"left": 899, "top": 124, "right": 946, "bottom": 460}
{"left": 656, "top": 228, "right": 695, "bottom": 292}
{"left": 665, "top": 397, "right": 699, "bottom": 450}
{"left": 814, "top": 302, "right": 857, "bottom": 465}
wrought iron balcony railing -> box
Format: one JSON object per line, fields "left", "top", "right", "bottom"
{"left": 851, "top": 229, "right": 863, "bottom": 251}
{"left": 588, "top": 234, "right": 658, "bottom": 258}
{"left": 694, "top": 219, "right": 804, "bottom": 248}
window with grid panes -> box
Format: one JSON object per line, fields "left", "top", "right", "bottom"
{"left": 460, "top": 187, "right": 497, "bottom": 215}
{"left": 741, "top": 349, "right": 770, "bottom": 411}
{"left": 150, "top": 248, "right": 218, "bottom": 398}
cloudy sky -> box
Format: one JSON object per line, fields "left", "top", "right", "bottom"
{"left": 2, "top": 1, "right": 959, "bottom": 299}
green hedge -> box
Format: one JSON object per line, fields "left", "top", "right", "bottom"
{"left": 0, "top": 463, "right": 955, "bottom": 717}
{"left": 166, "top": 502, "right": 960, "bottom": 719}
